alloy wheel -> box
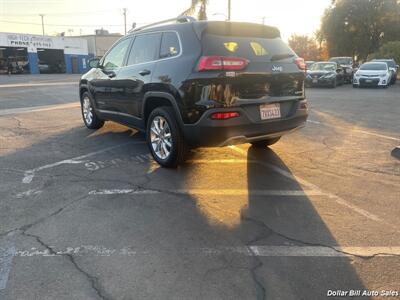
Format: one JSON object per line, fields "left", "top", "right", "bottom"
{"left": 82, "top": 96, "right": 93, "bottom": 125}
{"left": 150, "top": 116, "right": 172, "bottom": 160}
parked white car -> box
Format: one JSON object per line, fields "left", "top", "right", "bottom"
{"left": 353, "top": 62, "right": 391, "bottom": 88}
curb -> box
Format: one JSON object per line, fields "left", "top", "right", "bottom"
{"left": 391, "top": 146, "right": 400, "bottom": 160}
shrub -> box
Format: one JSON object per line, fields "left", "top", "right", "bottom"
{"left": 368, "top": 41, "right": 400, "bottom": 63}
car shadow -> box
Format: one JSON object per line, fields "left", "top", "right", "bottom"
{"left": 240, "top": 145, "right": 368, "bottom": 299}
{"left": 0, "top": 121, "right": 369, "bottom": 299}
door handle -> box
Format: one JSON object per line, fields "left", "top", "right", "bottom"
{"left": 139, "top": 69, "right": 151, "bottom": 76}
{"left": 107, "top": 71, "right": 116, "bottom": 78}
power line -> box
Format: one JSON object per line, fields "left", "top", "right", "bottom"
{"left": 1, "top": 10, "right": 115, "bottom": 17}
{"left": 0, "top": 19, "right": 127, "bottom": 27}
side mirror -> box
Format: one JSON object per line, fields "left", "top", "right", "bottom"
{"left": 88, "top": 58, "right": 100, "bottom": 69}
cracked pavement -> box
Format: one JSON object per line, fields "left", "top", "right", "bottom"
{"left": 0, "top": 75, "right": 399, "bottom": 299}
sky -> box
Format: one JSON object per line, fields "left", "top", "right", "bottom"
{"left": 0, "top": 0, "right": 332, "bottom": 41}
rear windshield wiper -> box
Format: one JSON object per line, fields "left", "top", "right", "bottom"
{"left": 270, "top": 53, "right": 295, "bottom": 61}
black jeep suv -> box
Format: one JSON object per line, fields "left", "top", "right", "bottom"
{"left": 79, "top": 17, "right": 308, "bottom": 167}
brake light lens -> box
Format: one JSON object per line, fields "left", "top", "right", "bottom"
{"left": 295, "top": 57, "right": 306, "bottom": 71}
{"left": 210, "top": 112, "right": 240, "bottom": 120}
{"left": 198, "top": 56, "right": 249, "bottom": 71}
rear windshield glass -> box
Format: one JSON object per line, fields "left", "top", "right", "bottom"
{"left": 202, "top": 34, "right": 295, "bottom": 62}
{"left": 310, "top": 63, "right": 336, "bottom": 71}
{"left": 360, "top": 63, "right": 387, "bottom": 70}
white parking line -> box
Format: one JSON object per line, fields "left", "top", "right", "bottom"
{"left": 351, "top": 129, "right": 399, "bottom": 141}
{"left": 0, "top": 103, "right": 80, "bottom": 116}
{"left": 246, "top": 246, "right": 400, "bottom": 257}
{"left": 307, "top": 119, "right": 399, "bottom": 141}
{"left": 229, "top": 146, "right": 384, "bottom": 223}
{"left": 7, "top": 245, "right": 400, "bottom": 258}
{"left": 22, "top": 141, "right": 145, "bottom": 184}
{"left": 0, "top": 234, "right": 16, "bottom": 291}
{"left": 88, "top": 189, "right": 325, "bottom": 197}
{"left": 0, "top": 82, "right": 77, "bottom": 88}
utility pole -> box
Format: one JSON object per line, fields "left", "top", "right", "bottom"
{"left": 123, "top": 8, "right": 127, "bottom": 35}
{"left": 227, "top": 0, "right": 231, "bottom": 21}
{"left": 262, "top": 16, "right": 266, "bottom": 25}
{"left": 39, "top": 14, "right": 45, "bottom": 36}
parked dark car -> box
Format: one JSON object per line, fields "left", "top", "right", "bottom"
{"left": 328, "top": 57, "right": 354, "bottom": 83}
{"left": 371, "top": 59, "right": 398, "bottom": 84}
{"left": 306, "top": 61, "right": 344, "bottom": 88}
{"left": 79, "top": 17, "right": 308, "bottom": 167}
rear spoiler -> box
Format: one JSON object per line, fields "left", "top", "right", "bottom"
{"left": 192, "top": 21, "right": 281, "bottom": 40}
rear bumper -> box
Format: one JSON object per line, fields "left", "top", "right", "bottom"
{"left": 182, "top": 101, "right": 308, "bottom": 147}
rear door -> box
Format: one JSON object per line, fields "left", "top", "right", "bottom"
{"left": 116, "top": 32, "right": 162, "bottom": 121}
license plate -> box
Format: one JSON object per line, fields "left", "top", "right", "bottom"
{"left": 366, "top": 79, "right": 372, "bottom": 83}
{"left": 312, "top": 79, "right": 318, "bottom": 83}
{"left": 260, "top": 103, "right": 281, "bottom": 120}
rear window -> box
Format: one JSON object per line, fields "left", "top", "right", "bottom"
{"left": 202, "top": 34, "right": 295, "bottom": 62}
{"left": 360, "top": 63, "right": 387, "bottom": 71}
{"left": 159, "top": 32, "right": 180, "bottom": 59}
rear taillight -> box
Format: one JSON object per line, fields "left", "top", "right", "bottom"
{"left": 295, "top": 57, "right": 306, "bottom": 71}
{"left": 197, "top": 56, "right": 249, "bottom": 71}
{"left": 210, "top": 112, "right": 240, "bottom": 120}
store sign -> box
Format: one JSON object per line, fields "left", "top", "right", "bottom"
{"left": 7, "top": 34, "right": 54, "bottom": 49}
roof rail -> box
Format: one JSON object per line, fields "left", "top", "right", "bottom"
{"left": 128, "top": 16, "right": 196, "bottom": 33}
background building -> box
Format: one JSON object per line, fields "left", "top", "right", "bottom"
{"left": 71, "top": 29, "right": 122, "bottom": 58}
{"left": 0, "top": 32, "right": 89, "bottom": 74}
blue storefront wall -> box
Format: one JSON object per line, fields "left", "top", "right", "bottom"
{"left": 64, "top": 54, "right": 91, "bottom": 74}
{"left": 27, "top": 52, "right": 39, "bottom": 74}
{"left": 26, "top": 51, "right": 90, "bottom": 74}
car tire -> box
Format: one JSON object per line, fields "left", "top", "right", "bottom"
{"left": 250, "top": 137, "right": 281, "bottom": 148}
{"left": 81, "top": 92, "right": 104, "bottom": 129}
{"left": 330, "top": 79, "right": 337, "bottom": 88}
{"left": 147, "top": 106, "right": 188, "bottom": 168}
{"left": 352, "top": 84, "right": 358, "bottom": 88}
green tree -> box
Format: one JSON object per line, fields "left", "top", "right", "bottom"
{"left": 368, "top": 41, "right": 400, "bottom": 63}
{"left": 288, "top": 34, "right": 322, "bottom": 61}
{"left": 320, "top": 0, "right": 400, "bottom": 60}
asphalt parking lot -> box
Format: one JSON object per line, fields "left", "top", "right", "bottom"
{"left": 0, "top": 75, "right": 399, "bottom": 300}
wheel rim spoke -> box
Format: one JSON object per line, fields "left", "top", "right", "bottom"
{"left": 83, "top": 97, "right": 92, "bottom": 124}
{"left": 150, "top": 116, "right": 172, "bottom": 160}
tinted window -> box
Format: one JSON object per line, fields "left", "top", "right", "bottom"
{"left": 160, "top": 32, "right": 180, "bottom": 59}
{"left": 102, "top": 38, "right": 131, "bottom": 70}
{"left": 202, "top": 34, "right": 294, "bottom": 62}
{"left": 127, "top": 33, "right": 161, "bottom": 65}
{"left": 360, "top": 63, "right": 387, "bottom": 71}
{"left": 310, "top": 63, "right": 336, "bottom": 71}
